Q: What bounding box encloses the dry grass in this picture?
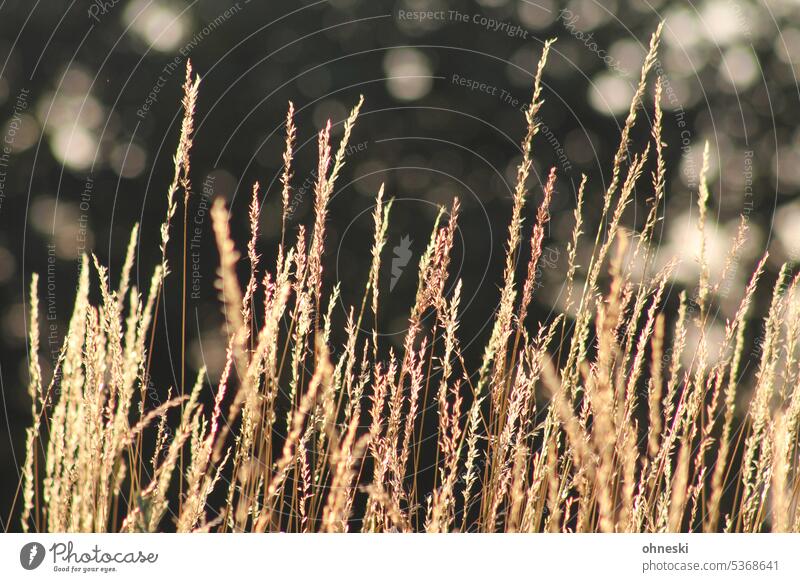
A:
[13,28,800,532]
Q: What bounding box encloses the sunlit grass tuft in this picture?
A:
[15,29,800,533]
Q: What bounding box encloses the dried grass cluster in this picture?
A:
[14,27,800,532]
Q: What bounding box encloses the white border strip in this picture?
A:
[2,533,799,581]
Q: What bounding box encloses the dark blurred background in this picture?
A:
[1,0,798,525]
